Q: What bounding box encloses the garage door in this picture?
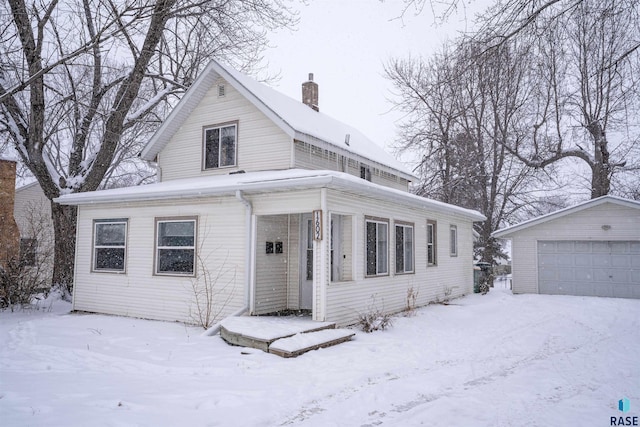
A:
[537,241,640,298]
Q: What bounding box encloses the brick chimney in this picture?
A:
[0,159,20,270]
[302,73,319,112]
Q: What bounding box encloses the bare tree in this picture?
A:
[386,40,547,265]
[497,0,640,198]
[400,0,640,62]
[399,0,640,200]
[0,0,296,293]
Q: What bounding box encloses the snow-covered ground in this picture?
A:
[1,288,638,426]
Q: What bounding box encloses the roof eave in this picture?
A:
[140,61,297,162]
[493,195,640,238]
[55,175,335,206]
[55,172,485,222]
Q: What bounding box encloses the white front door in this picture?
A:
[300,214,313,309]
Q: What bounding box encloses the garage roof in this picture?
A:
[493,195,640,238]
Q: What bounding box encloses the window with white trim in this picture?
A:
[93,219,127,272]
[204,122,237,169]
[155,218,197,275]
[450,224,458,257]
[366,217,388,276]
[427,220,437,266]
[395,223,413,274]
[395,222,414,274]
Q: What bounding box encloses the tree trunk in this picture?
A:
[50,202,77,296]
[591,163,611,199]
[588,121,611,199]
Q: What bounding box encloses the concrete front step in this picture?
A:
[219,316,355,357]
[269,329,355,358]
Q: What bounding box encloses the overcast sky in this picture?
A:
[262,0,488,164]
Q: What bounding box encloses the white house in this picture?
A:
[493,196,640,299]
[57,60,485,326]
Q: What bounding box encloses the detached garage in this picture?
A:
[493,196,640,299]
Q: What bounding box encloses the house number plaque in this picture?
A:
[313,210,323,241]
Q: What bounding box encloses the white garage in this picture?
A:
[493,196,640,299]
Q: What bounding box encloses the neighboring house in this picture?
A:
[57,60,485,326]
[0,158,53,291]
[14,181,55,285]
[493,196,640,299]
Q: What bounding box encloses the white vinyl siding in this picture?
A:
[293,141,409,191]
[71,186,479,327]
[322,190,475,326]
[499,202,640,295]
[158,77,291,181]
[254,215,289,315]
[73,199,246,324]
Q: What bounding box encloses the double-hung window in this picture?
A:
[93,219,128,272]
[365,217,388,276]
[204,122,237,169]
[155,218,197,275]
[395,222,414,274]
[450,225,458,257]
[427,220,437,266]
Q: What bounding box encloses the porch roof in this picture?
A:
[55,169,486,222]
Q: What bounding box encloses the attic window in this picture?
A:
[218,84,225,97]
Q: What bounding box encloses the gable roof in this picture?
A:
[140,60,416,181]
[55,169,485,222]
[493,195,640,238]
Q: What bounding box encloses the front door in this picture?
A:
[300,214,313,309]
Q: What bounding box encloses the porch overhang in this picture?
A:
[55,169,485,223]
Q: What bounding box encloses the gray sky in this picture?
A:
[263,0,486,162]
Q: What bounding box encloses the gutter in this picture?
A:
[203,190,253,336]
[54,171,484,222]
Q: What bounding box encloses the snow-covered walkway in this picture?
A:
[1,288,638,426]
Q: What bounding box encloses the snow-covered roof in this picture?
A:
[140,60,416,181]
[55,169,484,221]
[493,195,640,238]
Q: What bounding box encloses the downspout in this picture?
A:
[203,190,253,336]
